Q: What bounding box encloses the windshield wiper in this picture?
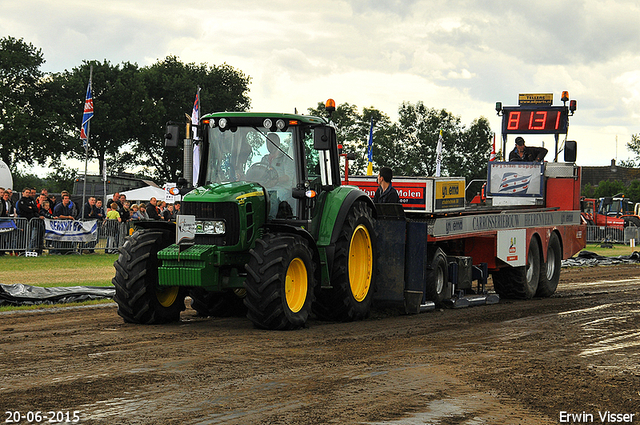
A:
[253,127,292,160]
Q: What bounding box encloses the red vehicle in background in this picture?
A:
[581,195,640,228]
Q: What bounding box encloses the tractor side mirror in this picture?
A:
[314,126,335,150]
[564,140,577,162]
[165,124,180,148]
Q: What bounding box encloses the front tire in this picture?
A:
[536,233,561,297]
[492,236,541,299]
[113,228,187,324]
[244,233,316,330]
[314,201,376,322]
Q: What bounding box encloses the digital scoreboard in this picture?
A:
[501,106,569,135]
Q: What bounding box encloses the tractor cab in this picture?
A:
[194,113,340,224]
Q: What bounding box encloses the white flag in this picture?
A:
[191,87,200,140]
[193,144,200,185]
[192,87,201,185]
[435,129,443,177]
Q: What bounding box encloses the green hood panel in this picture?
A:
[183,181,265,203]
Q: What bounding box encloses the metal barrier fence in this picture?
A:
[3,220,637,255]
[585,225,640,245]
[0,217,133,256]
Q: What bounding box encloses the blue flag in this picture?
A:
[80,81,94,142]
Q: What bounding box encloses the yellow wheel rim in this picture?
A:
[285,257,308,313]
[348,224,373,302]
[157,286,179,308]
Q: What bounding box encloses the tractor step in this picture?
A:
[443,293,500,309]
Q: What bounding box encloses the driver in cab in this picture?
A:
[261,133,295,218]
[262,133,293,186]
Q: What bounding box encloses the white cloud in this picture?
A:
[1,0,640,171]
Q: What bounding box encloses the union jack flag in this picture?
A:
[498,172,531,194]
[80,81,93,142]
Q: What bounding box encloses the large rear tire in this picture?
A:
[190,288,247,317]
[314,201,376,322]
[244,233,316,330]
[624,216,640,227]
[536,233,561,297]
[492,236,541,299]
[424,248,450,305]
[113,228,187,324]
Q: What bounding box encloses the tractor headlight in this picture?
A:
[196,220,226,235]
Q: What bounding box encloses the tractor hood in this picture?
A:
[183,181,265,204]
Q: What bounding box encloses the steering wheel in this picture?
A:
[245,163,279,187]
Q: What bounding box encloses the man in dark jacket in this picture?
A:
[54,194,77,220]
[17,188,39,252]
[83,196,99,220]
[147,197,161,220]
[508,137,548,162]
[17,188,38,220]
[0,190,15,217]
[373,167,400,204]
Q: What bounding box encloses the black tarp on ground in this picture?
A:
[562,250,640,267]
[0,251,636,307]
[0,284,115,306]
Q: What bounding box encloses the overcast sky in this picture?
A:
[3,0,640,173]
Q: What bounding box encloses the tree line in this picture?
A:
[2,36,497,190]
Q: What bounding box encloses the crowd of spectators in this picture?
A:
[0,187,181,255]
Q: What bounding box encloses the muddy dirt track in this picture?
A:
[1,264,640,425]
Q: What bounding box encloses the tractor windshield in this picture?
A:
[205,126,295,188]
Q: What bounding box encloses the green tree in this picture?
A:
[593,180,626,198]
[137,56,251,181]
[46,60,152,178]
[626,180,640,203]
[11,166,75,194]
[393,103,492,182]
[307,102,393,175]
[581,182,595,198]
[620,133,640,167]
[0,36,48,168]
[447,117,492,180]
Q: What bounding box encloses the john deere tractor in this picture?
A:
[112,102,377,330]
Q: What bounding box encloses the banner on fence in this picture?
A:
[44,219,98,242]
[0,220,16,233]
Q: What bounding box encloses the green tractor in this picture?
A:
[112,102,377,329]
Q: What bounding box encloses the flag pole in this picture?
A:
[435,129,443,177]
[81,64,93,222]
[191,86,201,187]
[102,157,107,208]
[366,117,374,176]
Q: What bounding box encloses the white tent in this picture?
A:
[107,186,165,204]
[0,159,12,190]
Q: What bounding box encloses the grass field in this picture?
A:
[0,244,637,312]
[0,253,118,287]
[0,244,636,289]
[581,243,637,258]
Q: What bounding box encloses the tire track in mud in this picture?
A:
[0,268,639,424]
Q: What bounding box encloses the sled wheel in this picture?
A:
[244,233,315,330]
[189,288,247,317]
[536,233,561,297]
[492,236,541,299]
[425,248,450,305]
[113,228,187,324]
[314,201,376,321]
